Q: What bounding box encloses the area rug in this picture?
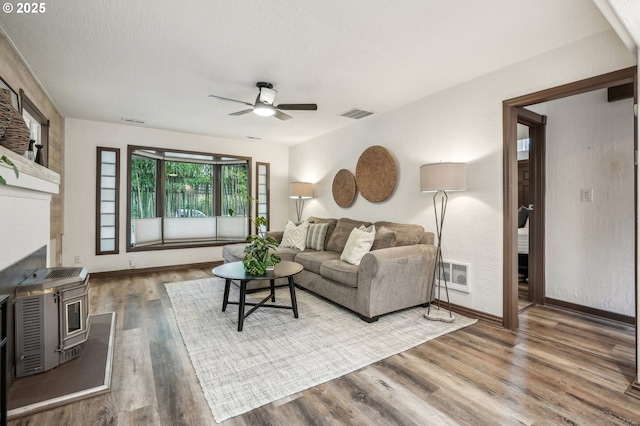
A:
[165,278,476,422]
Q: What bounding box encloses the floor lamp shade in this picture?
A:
[420,163,467,192]
[289,182,314,199]
[289,182,313,223]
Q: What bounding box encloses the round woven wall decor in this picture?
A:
[332,169,357,208]
[355,145,397,202]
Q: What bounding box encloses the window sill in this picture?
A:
[127,239,247,252]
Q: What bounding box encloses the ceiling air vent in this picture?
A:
[339,108,375,120]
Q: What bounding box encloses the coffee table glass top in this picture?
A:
[212,260,303,281]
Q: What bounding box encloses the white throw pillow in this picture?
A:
[340,225,376,265]
[281,220,309,250]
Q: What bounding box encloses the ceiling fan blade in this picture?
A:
[274,110,293,121]
[230,109,253,116]
[208,94,253,107]
[275,103,317,111]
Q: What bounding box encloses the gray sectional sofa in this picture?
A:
[222,217,437,322]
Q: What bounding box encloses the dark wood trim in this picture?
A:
[504,67,637,106]
[517,109,546,305]
[95,147,120,255]
[545,298,635,325]
[447,302,502,327]
[19,89,49,168]
[90,260,222,279]
[502,66,637,331]
[503,103,519,329]
[608,83,634,102]
[256,162,270,235]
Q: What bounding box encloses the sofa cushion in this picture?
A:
[275,246,303,262]
[307,217,338,249]
[340,226,375,265]
[326,218,372,253]
[371,226,397,250]
[320,260,359,288]
[374,221,424,246]
[281,220,309,250]
[306,222,329,251]
[295,251,341,275]
[222,243,248,263]
[222,243,300,263]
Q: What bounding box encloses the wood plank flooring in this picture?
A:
[9,267,639,425]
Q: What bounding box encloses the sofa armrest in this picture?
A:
[267,230,284,243]
[355,244,437,318]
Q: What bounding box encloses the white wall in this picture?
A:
[63,119,289,273]
[290,29,635,317]
[0,179,55,269]
[541,90,634,315]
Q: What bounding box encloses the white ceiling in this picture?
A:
[0,0,614,146]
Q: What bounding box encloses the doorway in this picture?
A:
[516,109,546,311]
[502,66,637,330]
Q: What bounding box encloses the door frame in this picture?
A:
[503,66,637,330]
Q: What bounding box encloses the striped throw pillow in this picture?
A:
[306,222,329,251]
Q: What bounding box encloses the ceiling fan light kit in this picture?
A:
[253,103,276,117]
[209,82,317,121]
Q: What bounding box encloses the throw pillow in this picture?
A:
[281,220,309,250]
[371,226,397,250]
[306,222,329,251]
[340,225,376,265]
[307,217,338,249]
[518,205,529,228]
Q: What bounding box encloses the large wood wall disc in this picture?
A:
[332,169,357,208]
[355,145,396,202]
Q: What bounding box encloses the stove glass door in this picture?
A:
[66,299,83,334]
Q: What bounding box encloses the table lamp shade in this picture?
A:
[420,162,466,192]
[289,182,314,199]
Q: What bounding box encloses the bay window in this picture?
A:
[126,146,251,251]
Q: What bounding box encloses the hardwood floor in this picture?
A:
[9,267,639,425]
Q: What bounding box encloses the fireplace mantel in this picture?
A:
[0,145,59,194]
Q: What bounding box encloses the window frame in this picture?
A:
[126,145,252,252]
[255,162,270,235]
[20,89,49,167]
[96,147,120,255]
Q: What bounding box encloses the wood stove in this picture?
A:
[14,267,90,377]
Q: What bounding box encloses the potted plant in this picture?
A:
[243,215,281,275]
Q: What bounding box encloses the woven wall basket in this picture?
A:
[332,169,357,208]
[355,145,397,202]
[0,89,29,155]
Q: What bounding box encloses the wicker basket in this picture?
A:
[0,89,13,139]
[0,104,30,155]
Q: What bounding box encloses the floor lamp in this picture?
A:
[289,182,314,223]
[420,162,466,323]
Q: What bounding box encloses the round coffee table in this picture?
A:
[212,261,303,331]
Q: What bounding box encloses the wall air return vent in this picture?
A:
[339,108,375,120]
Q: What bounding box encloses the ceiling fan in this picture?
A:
[208,82,317,121]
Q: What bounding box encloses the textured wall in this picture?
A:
[289,30,635,317]
[63,119,289,273]
[543,90,634,315]
[0,31,65,266]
